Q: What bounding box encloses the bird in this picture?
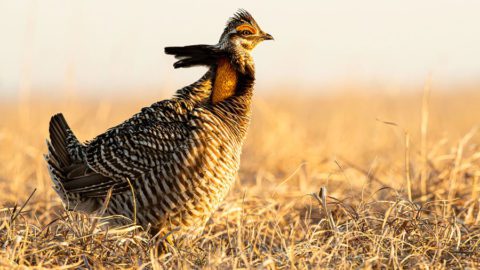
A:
[45,9,273,238]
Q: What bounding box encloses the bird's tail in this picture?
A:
[165,44,225,68]
[46,114,95,211]
[48,113,75,167]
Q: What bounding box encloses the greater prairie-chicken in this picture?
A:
[46,9,272,236]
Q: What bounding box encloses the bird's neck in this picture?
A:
[209,58,254,141]
[211,58,238,104]
[211,57,255,104]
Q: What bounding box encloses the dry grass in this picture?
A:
[1,87,480,269]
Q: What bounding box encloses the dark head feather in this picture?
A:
[228,9,257,26]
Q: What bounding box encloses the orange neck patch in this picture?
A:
[211,59,238,104]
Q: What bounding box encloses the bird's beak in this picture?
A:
[262,33,274,41]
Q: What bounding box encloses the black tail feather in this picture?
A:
[49,113,73,168]
[164,45,224,68]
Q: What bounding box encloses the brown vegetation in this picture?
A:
[1,88,480,269]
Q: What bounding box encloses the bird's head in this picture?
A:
[217,9,273,75]
[165,9,272,74]
[219,9,273,52]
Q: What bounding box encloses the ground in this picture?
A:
[1,87,480,269]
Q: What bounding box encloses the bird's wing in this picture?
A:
[62,100,199,197]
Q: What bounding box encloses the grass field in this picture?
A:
[1,87,480,269]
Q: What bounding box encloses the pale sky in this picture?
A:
[1,0,480,98]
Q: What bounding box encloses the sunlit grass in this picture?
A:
[1,88,480,268]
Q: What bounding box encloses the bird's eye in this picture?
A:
[240,30,253,36]
[236,25,256,36]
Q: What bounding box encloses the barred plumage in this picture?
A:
[45,9,273,237]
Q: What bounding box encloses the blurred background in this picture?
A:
[1,0,480,99]
[0,0,479,203]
